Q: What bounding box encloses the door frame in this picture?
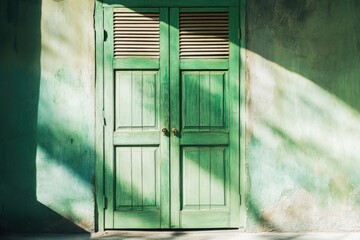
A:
[94,0,246,232]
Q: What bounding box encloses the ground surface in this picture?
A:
[2,231,360,240]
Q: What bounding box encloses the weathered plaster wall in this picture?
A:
[1,0,360,234]
[0,0,95,233]
[246,0,360,231]
[36,0,95,232]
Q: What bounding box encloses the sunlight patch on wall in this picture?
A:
[246,50,360,231]
[36,0,95,232]
[36,145,93,230]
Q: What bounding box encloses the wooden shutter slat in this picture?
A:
[114,24,159,27]
[180,41,228,44]
[115,41,159,45]
[180,17,228,20]
[114,20,159,24]
[115,28,159,31]
[181,45,229,48]
[180,30,229,34]
[117,52,159,56]
[180,52,228,56]
[114,13,159,16]
[115,46,159,52]
[114,35,159,39]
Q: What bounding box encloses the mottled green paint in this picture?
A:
[246,0,360,232]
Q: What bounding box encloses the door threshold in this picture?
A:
[92,229,242,239]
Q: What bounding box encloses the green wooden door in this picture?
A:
[103,6,240,229]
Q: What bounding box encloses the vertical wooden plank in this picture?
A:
[103,6,114,229]
[142,147,156,206]
[131,72,143,127]
[95,0,104,231]
[142,72,156,127]
[159,7,170,228]
[199,148,211,210]
[131,147,143,207]
[210,72,224,127]
[229,6,240,227]
[169,7,180,228]
[117,147,132,206]
[183,149,200,208]
[199,72,210,128]
[117,71,132,128]
[183,72,200,127]
[210,148,225,206]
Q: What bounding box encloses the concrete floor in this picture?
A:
[2,231,360,240]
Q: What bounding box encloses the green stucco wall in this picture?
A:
[0,0,95,233]
[246,0,360,231]
[1,0,360,233]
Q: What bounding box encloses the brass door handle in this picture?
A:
[171,128,179,136]
[162,128,169,136]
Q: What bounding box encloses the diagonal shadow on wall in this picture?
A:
[0,0,89,234]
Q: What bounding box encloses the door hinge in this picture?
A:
[104,30,108,42]
[103,195,107,209]
[238,28,241,40]
[102,109,107,126]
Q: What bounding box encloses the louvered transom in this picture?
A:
[180,12,229,59]
[114,12,160,58]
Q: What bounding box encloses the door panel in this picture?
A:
[115,71,159,129]
[182,147,228,210]
[180,147,230,228]
[182,71,226,130]
[113,146,161,228]
[115,147,159,210]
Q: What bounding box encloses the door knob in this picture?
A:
[171,128,179,136]
[161,128,169,136]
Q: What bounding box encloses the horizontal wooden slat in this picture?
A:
[181,49,228,52]
[115,45,159,48]
[180,52,228,56]
[180,59,229,69]
[114,21,159,24]
[116,27,159,30]
[114,30,159,34]
[114,24,159,27]
[180,34,229,38]
[114,11,160,58]
[180,12,228,15]
[180,211,230,228]
[114,35,159,38]
[117,52,159,56]
[180,132,229,145]
[113,58,160,69]
[114,13,159,16]
[115,49,160,52]
[180,22,228,25]
[181,44,228,47]
[114,42,159,46]
[180,56,228,59]
[180,31,229,35]
[113,131,160,145]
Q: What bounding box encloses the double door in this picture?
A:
[103,6,240,229]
